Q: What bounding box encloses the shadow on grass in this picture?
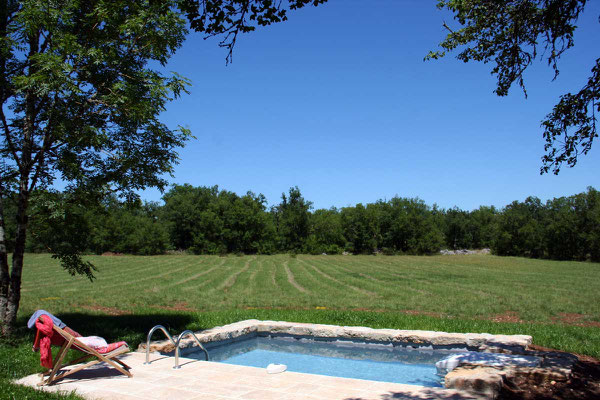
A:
[14,312,197,349]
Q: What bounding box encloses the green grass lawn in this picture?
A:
[2,253,600,399]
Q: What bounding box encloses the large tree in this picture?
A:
[0,0,192,334]
[428,0,598,174]
[273,186,312,252]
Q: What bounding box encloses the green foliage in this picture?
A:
[469,206,498,249]
[340,203,379,254]
[544,187,600,261]
[273,187,312,252]
[490,189,600,261]
[162,184,275,255]
[438,206,498,251]
[305,208,344,254]
[542,60,600,174]
[578,188,600,262]
[544,196,582,260]
[161,184,215,250]
[24,191,98,279]
[377,197,444,255]
[26,191,90,253]
[22,193,171,257]
[429,0,598,174]
[88,197,171,255]
[2,0,192,193]
[17,186,600,262]
[443,207,472,250]
[494,197,546,258]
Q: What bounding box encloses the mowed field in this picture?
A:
[16,253,600,357]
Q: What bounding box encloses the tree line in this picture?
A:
[2,185,598,262]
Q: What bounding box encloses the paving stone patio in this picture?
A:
[16,351,482,400]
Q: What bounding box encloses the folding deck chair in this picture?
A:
[35,316,132,386]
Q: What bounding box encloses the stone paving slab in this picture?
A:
[16,351,483,400]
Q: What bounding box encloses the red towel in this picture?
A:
[34,315,56,369]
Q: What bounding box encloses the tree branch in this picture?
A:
[0,107,21,170]
[29,97,58,192]
[442,21,454,34]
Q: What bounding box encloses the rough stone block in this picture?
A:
[445,366,504,399]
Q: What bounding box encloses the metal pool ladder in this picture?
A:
[144,325,209,369]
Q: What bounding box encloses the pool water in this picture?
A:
[189,335,462,387]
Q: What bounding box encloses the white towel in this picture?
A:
[77,336,108,349]
[436,352,540,374]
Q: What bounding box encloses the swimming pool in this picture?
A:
[187,334,465,387]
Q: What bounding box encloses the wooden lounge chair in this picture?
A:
[36,318,132,386]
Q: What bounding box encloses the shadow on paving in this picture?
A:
[346,391,473,400]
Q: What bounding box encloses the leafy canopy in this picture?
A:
[427,0,598,174]
[179,0,328,64]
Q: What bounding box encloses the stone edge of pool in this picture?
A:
[138,319,534,354]
[138,319,577,398]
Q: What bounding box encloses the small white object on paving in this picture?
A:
[16,351,483,400]
[266,363,287,374]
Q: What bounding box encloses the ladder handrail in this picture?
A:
[144,325,177,365]
[174,329,209,369]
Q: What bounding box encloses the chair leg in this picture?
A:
[98,355,132,378]
[57,358,103,380]
[113,358,132,370]
[39,338,74,386]
[39,343,67,385]
[57,352,132,380]
[81,346,132,378]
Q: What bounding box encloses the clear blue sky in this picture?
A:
[141,0,600,211]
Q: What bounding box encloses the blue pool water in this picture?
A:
[188,335,461,387]
[222,348,441,386]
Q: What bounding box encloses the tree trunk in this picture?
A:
[0,186,10,333]
[2,182,28,335]
[1,28,38,335]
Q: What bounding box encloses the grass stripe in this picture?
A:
[283,260,309,294]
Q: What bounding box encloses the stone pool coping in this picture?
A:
[139,319,533,355]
